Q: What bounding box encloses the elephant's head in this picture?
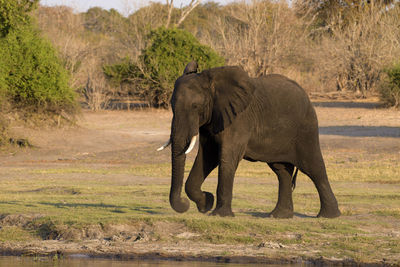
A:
[158,61,255,213]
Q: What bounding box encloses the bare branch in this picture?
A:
[166,0,173,28]
[176,0,200,27]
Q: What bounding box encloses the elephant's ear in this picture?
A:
[183,61,198,75]
[207,66,255,134]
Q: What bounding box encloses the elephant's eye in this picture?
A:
[192,103,199,110]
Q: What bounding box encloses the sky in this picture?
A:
[39,0,231,15]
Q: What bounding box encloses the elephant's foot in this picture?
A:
[268,207,294,219]
[210,207,234,217]
[317,206,341,218]
[196,192,214,213]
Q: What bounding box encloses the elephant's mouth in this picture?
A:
[157,135,198,155]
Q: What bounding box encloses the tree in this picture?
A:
[0,0,76,116]
[294,0,400,95]
[294,0,396,31]
[165,0,201,28]
[104,27,225,107]
[83,7,128,34]
[0,0,38,37]
[379,62,400,108]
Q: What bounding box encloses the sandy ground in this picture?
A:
[3,100,399,168]
[0,99,400,265]
[3,100,400,163]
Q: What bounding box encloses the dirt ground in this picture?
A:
[0,98,399,265]
[3,99,399,164]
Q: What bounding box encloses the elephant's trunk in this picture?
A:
[170,140,190,213]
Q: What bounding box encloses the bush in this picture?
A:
[104,27,225,107]
[379,63,400,108]
[0,107,7,145]
[0,24,76,115]
[0,0,38,37]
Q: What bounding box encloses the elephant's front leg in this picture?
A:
[211,146,245,217]
[268,162,295,218]
[185,135,218,213]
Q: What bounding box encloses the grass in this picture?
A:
[0,155,399,264]
[0,226,36,242]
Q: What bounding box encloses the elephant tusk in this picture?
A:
[157,139,171,151]
[185,135,198,154]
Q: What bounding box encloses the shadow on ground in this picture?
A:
[38,202,164,214]
[319,126,400,138]
[312,101,382,109]
[39,202,126,209]
[245,211,315,218]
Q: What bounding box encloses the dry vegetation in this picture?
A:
[34,0,400,109]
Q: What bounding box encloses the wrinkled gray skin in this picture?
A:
[165,62,341,218]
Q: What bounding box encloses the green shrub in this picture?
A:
[103,58,153,106]
[0,0,76,146]
[379,63,400,108]
[103,57,143,86]
[142,27,224,107]
[104,27,225,107]
[0,0,38,37]
[0,90,8,145]
[0,109,7,145]
[0,24,76,114]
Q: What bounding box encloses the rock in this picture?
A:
[257,241,286,249]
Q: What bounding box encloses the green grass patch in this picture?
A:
[0,155,399,264]
[0,226,36,242]
[371,209,400,218]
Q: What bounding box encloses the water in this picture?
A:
[0,256,295,267]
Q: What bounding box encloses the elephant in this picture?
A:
[158,62,341,218]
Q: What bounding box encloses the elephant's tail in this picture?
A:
[291,167,299,191]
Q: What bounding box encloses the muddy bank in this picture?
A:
[0,214,397,266]
[0,242,391,267]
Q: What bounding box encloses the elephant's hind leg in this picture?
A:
[268,162,295,218]
[299,150,341,218]
[185,135,218,213]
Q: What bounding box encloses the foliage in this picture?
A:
[0,114,7,146]
[102,58,146,103]
[0,52,7,143]
[142,27,225,106]
[379,63,400,108]
[0,0,77,134]
[103,58,142,86]
[0,24,76,114]
[0,0,76,143]
[84,7,128,34]
[34,1,400,105]
[0,0,38,37]
[104,27,225,107]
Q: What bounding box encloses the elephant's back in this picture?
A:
[258,74,308,100]
[252,74,312,118]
